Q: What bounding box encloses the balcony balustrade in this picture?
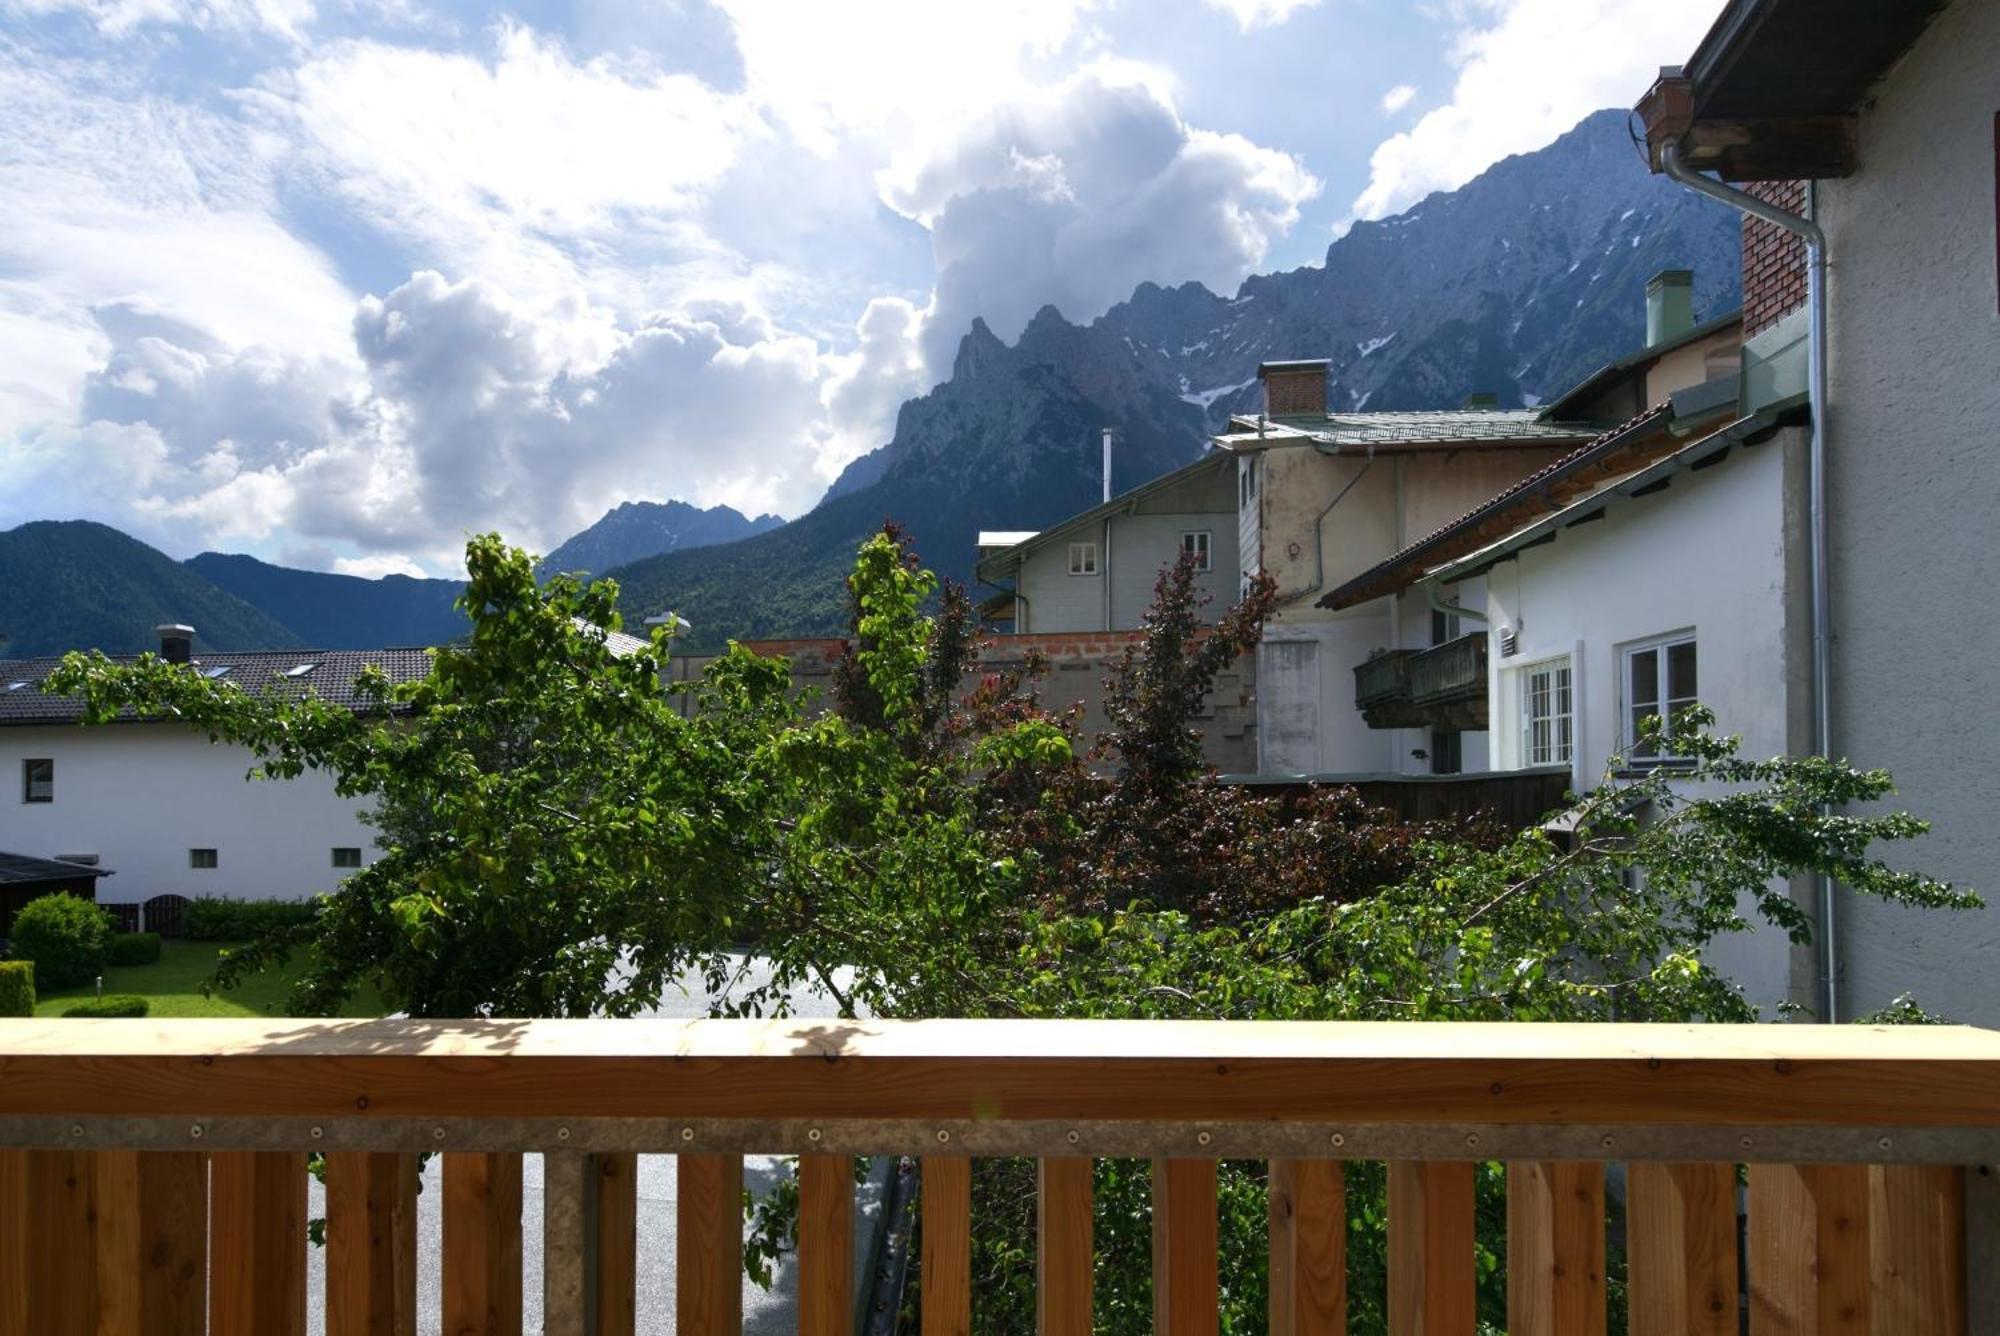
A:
[0,1017,1992,1334]
[1353,649,1425,729]
[1355,635,1490,732]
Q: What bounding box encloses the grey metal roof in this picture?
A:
[0,851,113,885]
[0,648,434,727]
[1219,409,1600,453]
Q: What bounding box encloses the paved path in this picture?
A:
[302,952,887,1334]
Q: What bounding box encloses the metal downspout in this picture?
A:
[1277,449,1376,608]
[1661,145,1837,1022]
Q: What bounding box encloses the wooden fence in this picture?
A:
[0,1017,1993,1333]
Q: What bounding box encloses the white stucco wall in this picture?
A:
[0,725,379,906]
[1813,0,2000,1024]
[1477,437,1794,1010]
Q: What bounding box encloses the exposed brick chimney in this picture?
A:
[1646,269,1695,348]
[156,624,194,664]
[1258,359,1329,418]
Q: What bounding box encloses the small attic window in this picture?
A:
[285,663,318,678]
[6,681,29,692]
[201,664,234,680]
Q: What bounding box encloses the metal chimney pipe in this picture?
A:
[1101,427,1113,504]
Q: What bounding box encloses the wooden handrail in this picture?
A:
[0,1019,1989,1335]
[3,1019,2000,1126]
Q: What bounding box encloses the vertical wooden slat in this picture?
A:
[443,1152,524,1336]
[4,1149,99,1336]
[1270,1159,1345,1336]
[592,1153,638,1336]
[676,1154,743,1336]
[1749,1163,1870,1336]
[0,1150,24,1336]
[1036,1157,1093,1336]
[543,1150,589,1336]
[210,1151,307,1336]
[921,1157,971,1336]
[1506,1161,1605,1336]
[1870,1165,1966,1336]
[1387,1161,1475,1336]
[326,1152,419,1336]
[1628,1162,1738,1336]
[1152,1158,1219,1335]
[95,1150,206,1336]
[798,1154,853,1336]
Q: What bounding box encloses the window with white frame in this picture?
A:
[1067,542,1099,576]
[1623,633,1698,761]
[1522,658,1573,767]
[1240,456,1259,505]
[1180,530,1212,572]
[332,847,363,869]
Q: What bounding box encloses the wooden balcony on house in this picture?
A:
[1407,633,1490,730]
[1352,649,1424,728]
[0,1017,1993,1335]
[1355,634,1490,731]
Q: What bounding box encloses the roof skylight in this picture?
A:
[201,665,234,679]
[285,663,318,678]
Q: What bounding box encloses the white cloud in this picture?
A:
[1380,83,1416,114]
[1204,0,1318,30]
[1349,0,1712,220]
[881,68,1318,371]
[1,0,316,40]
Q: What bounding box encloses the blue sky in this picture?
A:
[0,0,1719,575]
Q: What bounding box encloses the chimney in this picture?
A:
[156,624,194,665]
[1258,359,1330,418]
[1462,392,1499,410]
[1646,269,1695,348]
[1101,427,1113,504]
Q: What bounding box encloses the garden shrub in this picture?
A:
[11,893,112,990]
[107,931,163,967]
[185,897,318,942]
[63,994,149,1018]
[0,961,34,1016]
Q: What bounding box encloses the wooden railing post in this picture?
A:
[1748,1163,1870,1335]
[1269,1158,1344,1336]
[921,1157,972,1336]
[798,1154,853,1336]
[1870,1165,1966,1335]
[443,1152,524,1336]
[1037,1157,1092,1336]
[326,1152,418,1336]
[94,1150,206,1336]
[1506,1161,1605,1336]
[0,1149,99,1336]
[592,1153,638,1336]
[675,1154,743,1336]
[1152,1158,1219,1334]
[1388,1160,1475,1336]
[1627,1162,1738,1336]
[210,1151,307,1336]
[0,1150,22,1336]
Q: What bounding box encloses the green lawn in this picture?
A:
[33,940,384,1018]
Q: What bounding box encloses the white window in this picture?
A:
[22,758,52,803]
[1623,633,1698,761]
[332,847,362,869]
[1522,658,1573,767]
[1067,542,1099,576]
[1240,456,1259,504]
[1180,531,1212,572]
[189,848,218,870]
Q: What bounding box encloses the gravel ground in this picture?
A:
[301,951,889,1334]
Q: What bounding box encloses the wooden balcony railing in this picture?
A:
[1406,634,1489,731]
[1352,651,1425,729]
[2,1018,1995,1334]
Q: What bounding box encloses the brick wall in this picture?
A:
[1261,368,1326,417]
[1742,180,1809,336]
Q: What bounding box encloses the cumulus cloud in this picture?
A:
[1204,0,1318,30]
[1349,0,1712,221]
[882,69,1317,371]
[1380,83,1416,115]
[2,0,315,40]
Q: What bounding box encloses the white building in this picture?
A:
[0,627,430,921]
[1639,0,2000,1023]
[972,452,1241,633]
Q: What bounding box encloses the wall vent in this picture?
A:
[1499,626,1520,658]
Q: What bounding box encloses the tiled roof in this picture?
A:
[0,851,114,885]
[1319,403,1679,609]
[0,648,434,727]
[1220,408,1601,452]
